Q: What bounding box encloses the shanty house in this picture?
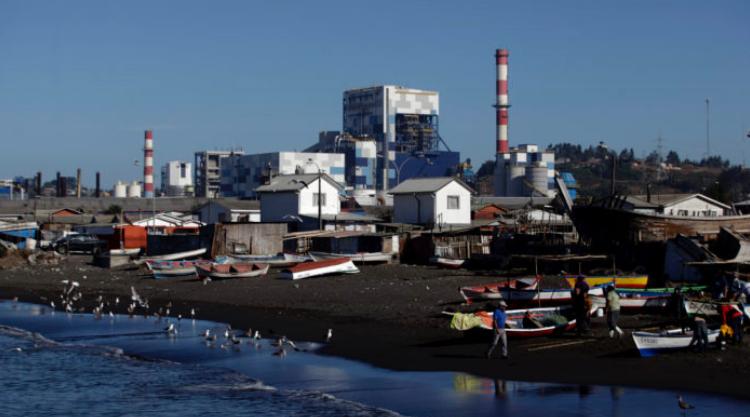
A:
[389,177,473,226]
[623,194,730,217]
[195,199,260,224]
[256,174,343,223]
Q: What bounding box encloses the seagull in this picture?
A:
[109,311,114,318]
[224,328,231,339]
[203,329,211,338]
[245,328,253,337]
[202,277,211,286]
[253,330,261,340]
[165,323,177,335]
[65,304,73,313]
[190,308,196,319]
[50,301,55,309]
[284,338,298,351]
[677,395,695,415]
[12,296,18,303]
[326,328,333,343]
[130,286,143,305]
[115,297,120,305]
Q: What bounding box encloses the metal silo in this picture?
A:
[507,165,526,196]
[114,181,127,198]
[525,163,549,196]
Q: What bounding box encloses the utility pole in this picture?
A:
[705,98,711,158]
[317,167,322,231]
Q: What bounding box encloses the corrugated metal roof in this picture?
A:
[255,174,343,193]
[472,196,553,210]
[389,177,473,194]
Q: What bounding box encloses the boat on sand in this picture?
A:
[459,278,540,304]
[280,258,359,280]
[196,262,269,280]
[632,328,720,357]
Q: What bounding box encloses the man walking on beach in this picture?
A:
[486,301,508,359]
[605,286,623,338]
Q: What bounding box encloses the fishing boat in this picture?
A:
[226,253,309,267]
[632,328,720,357]
[280,257,359,280]
[146,259,211,279]
[430,257,466,269]
[195,262,269,280]
[683,299,742,317]
[309,251,393,264]
[563,275,649,289]
[590,290,673,312]
[447,305,598,338]
[134,248,207,265]
[459,278,540,304]
[617,285,706,294]
[473,285,605,307]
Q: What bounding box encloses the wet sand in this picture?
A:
[1,255,749,399]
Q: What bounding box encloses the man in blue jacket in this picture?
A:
[486,301,508,359]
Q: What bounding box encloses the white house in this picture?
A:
[623,193,730,217]
[389,177,474,226]
[195,199,261,224]
[256,174,343,223]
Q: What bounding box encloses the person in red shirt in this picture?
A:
[720,303,744,344]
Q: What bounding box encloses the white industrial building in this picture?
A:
[161,161,193,197]
[389,177,473,226]
[220,152,345,198]
[195,200,261,224]
[256,174,343,223]
[494,144,555,197]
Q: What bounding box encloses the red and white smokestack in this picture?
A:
[144,129,154,198]
[495,48,510,154]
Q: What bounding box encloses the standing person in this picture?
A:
[720,303,744,344]
[688,315,709,352]
[670,287,687,331]
[605,286,624,338]
[486,301,508,359]
[572,275,590,336]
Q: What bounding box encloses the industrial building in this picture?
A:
[341,85,460,191]
[219,151,345,198]
[306,131,379,192]
[194,150,244,198]
[161,161,193,197]
[491,49,556,197]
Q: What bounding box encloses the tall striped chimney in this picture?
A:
[495,49,510,154]
[144,129,154,198]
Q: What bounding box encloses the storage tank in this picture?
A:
[525,163,549,197]
[113,181,127,198]
[507,165,526,196]
[127,181,142,198]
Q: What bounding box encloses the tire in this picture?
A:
[57,245,68,255]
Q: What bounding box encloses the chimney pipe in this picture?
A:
[56,172,61,197]
[495,48,510,154]
[76,168,82,198]
[144,130,154,198]
[95,172,101,198]
[35,172,42,195]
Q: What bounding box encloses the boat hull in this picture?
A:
[430,257,466,269]
[632,328,719,357]
[309,251,392,264]
[459,278,540,304]
[280,258,360,280]
[196,263,269,280]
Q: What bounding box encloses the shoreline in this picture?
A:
[1,255,749,400]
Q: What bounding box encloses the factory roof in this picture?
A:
[388,177,473,195]
[255,174,343,193]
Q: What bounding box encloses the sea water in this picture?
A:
[0,300,748,417]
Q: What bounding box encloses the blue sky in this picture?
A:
[1,0,748,187]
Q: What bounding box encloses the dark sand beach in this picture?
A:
[1,254,749,399]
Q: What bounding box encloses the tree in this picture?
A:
[476,160,495,177]
[665,150,680,165]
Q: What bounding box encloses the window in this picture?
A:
[180,163,187,178]
[313,193,326,207]
[447,195,460,210]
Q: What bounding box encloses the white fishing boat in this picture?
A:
[229,252,309,267]
[196,262,269,280]
[146,260,211,279]
[589,290,673,312]
[430,256,466,269]
[477,285,605,307]
[309,251,392,264]
[134,248,207,265]
[632,328,720,357]
[280,257,360,280]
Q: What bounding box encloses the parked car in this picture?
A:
[53,234,107,255]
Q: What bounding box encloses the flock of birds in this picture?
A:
[40,281,333,358]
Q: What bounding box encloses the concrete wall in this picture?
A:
[393,194,435,225]
[434,182,472,225]
[0,196,213,215]
[298,179,340,217]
